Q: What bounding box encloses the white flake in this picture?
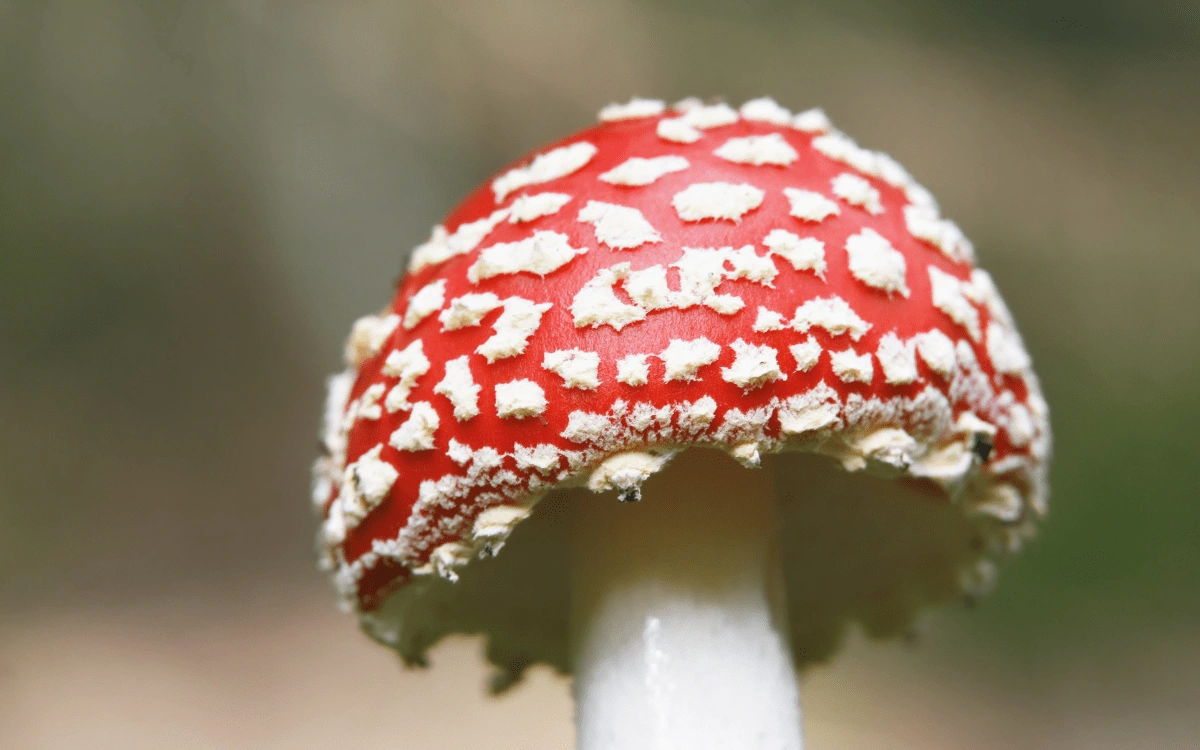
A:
[403,279,446,330]
[339,445,398,525]
[657,117,702,144]
[845,228,909,297]
[624,265,674,310]
[762,229,826,278]
[561,411,612,445]
[830,348,874,384]
[542,349,601,390]
[672,247,745,313]
[789,337,822,372]
[599,98,666,121]
[740,97,792,125]
[724,245,778,285]
[783,188,840,223]
[508,192,572,223]
[495,380,547,419]
[447,438,474,466]
[381,340,431,413]
[389,402,440,452]
[876,333,919,385]
[616,354,650,386]
[1005,403,1035,448]
[678,102,739,129]
[832,173,884,214]
[811,132,880,175]
[987,321,1031,375]
[476,297,553,362]
[467,230,587,282]
[345,313,400,367]
[408,210,508,273]
[721,340,786,391]
[439,292,503,331]
[672,182,764,222]
[904,205,974,264]
[572,263,647,331]
[791,108,832,133]
[928,266,982,340]
[513,443,563,474]
[679,396,718,431]
[492,141,597,203]
[791,295,872,340]
[599,156,689,186]
[433,356,480,421]
[659,337,722,382]
[577,200,662,249]
[753,306,787,332]
[357,383,386,420]
[914,329,957,379]
[714,133,798,166]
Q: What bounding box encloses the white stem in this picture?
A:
[571,449,804,750]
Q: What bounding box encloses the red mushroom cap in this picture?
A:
[314,97,1050,675]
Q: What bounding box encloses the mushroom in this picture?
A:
[314,97,1051,748]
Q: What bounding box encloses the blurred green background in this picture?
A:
[2,1,1197,747]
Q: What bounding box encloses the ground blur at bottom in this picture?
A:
[3,580,1198,749]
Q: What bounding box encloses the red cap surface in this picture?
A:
[313,98,1050,670]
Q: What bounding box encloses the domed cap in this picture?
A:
[312,96,1050,681]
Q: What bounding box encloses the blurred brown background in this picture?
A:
[2,1,1198,747]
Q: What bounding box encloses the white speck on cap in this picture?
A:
[678,102,739,129]
[672,182,764,223]
[914,329,957,379]
[722,339,787,391]
[986,321,1032,375]
[467,231,587,283]
[345,313,400,367]
[876,332,919,385]
[403,279,446,330]
[616,354,651,386]
[512,443,563,474]
[389,402,440,452]
[475,297,553,363]
[832,173,884,215]
[763,229,827,278]
[714,133,799,166]
[791,108,833,134]
[599,155,689,187]
[783,188,840,223]
[492,141,597,203]
[928,266,982,340]
[542,349,602,390]
[1005,403,1035,448]
[678,396,718,431]
[339,444,398,525]
[433,355,481,421]
[791,295,872,340]
[789,337,822,372]
[381,340,431,413]
[659,337,722,382]
[408,210,509,273]
[508,192,572,223]
[357,383,386,421]
[439,292,503,331]
[623,264,673,310]
[811,132,880,175]
[447,438,474,466]
[739,97,792,125]
[753,306,787,332]
[830,348,874,384]
[904,205,975,264]
[598,98,666,121]
[577,200,662,249]
[656,117,702,144]
[494,379,547,419]
[561,410,614,445]
[845,228,910,297]
[671,247,745,313]
[724,245,778,286]
[572,263,647,331]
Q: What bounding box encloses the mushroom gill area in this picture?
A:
[362,448,989,692]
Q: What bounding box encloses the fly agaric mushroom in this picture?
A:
[313,96,1050,748]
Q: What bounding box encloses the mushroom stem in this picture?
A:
[571,449,804,750]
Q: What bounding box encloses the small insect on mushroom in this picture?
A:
[312,96,1051,750]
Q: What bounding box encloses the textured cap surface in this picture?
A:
[313,97,1050,678]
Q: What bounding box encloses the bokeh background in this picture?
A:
[3,0,1198,747]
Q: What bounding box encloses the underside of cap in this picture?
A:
[359,445,1018,691]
